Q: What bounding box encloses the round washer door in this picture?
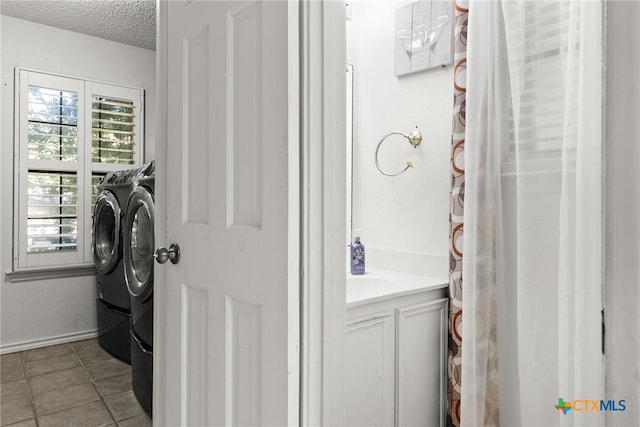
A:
[124,186,155,301]
[92,190,122,274]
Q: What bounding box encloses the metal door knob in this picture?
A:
[154,243,181,264]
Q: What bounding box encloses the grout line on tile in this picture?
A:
[33,395,106,422]
[4,340,134,427]
[19,350,40,427]
[71,341,120,426]
[23,349,40,427]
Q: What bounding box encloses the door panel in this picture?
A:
[183,284,208,426]
[183,23,210,226]
[227,2,263,229]
[161,1,294,425]
[226,296,263,426]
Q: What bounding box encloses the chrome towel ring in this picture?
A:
[374,130,423,176]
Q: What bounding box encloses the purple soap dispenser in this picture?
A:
[350,236,365,275]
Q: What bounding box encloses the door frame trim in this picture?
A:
[298,1,346,425]
[154,0,170,424]
[287,0,301,425]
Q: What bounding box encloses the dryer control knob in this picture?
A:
[154,243,180,265]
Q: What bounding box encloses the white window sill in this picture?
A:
[6,264,96,282]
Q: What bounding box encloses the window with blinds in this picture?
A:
[15,70,143,270]
[92,96,136,164]
[27,87,78,162]
[501,2,578,173]
[25,86,79,254]
[27,172,78,253]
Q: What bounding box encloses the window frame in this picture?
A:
[13,68,144,274]
[499,1,578,176]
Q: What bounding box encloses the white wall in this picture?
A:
[0,16,156,351]
[348,1,452,278]
[605,2,640,425]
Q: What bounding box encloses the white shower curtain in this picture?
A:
[461,1,603,426]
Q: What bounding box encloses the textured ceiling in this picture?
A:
[1,0,156,50]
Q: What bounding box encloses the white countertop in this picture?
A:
[346,269,448,308]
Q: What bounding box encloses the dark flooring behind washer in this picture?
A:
[0,338,151,427]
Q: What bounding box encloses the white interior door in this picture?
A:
[156,1,298,425]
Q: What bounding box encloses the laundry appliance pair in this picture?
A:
[92,161,155,415]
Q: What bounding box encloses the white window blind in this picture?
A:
[27,86,79,162]
[501,2,578,173]
[26,171,78,253]
[91,173,107,212]
[92,95,136,164]
[15,70,143,270]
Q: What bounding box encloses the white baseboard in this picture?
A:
[1,329,99,355]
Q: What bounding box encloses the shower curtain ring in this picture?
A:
[374,130,423,176]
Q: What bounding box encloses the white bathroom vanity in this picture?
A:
[345,270,448,426]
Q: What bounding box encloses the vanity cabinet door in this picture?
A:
[345,291,448,427]
[345,311,395,427]
[395,298,448,427]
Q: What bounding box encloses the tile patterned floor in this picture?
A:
[0,339,151,427]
